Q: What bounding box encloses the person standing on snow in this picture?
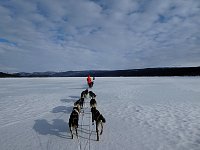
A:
[87,75,94,88]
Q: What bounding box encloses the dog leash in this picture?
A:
[83,127,94,150]
[89,107,91,150]
[77,103,85,150]
[80,105,85,150]
[83,109,94,150]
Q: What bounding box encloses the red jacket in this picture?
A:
[87,75,92,83]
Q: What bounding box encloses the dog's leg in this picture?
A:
[75,127,78,139]
[69,126,73,139]
[100,122,103,135]
[96,122,99,141]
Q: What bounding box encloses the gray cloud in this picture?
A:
[0,0,200,72]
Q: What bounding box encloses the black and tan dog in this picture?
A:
[91,107,106,141]
[89,91,96,99]
[74,98,84,109]
[90,98,97,108]
[69,107,80,139]
[81,89,89,98]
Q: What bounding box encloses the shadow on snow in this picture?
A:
[33,119,71,139]
[33,119,96,140]
[60,98,76,103]
[60,96,80,103]
[51,106,73,114]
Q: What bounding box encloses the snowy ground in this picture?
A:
[0,77,200,150]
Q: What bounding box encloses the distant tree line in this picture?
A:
[1,66,200,78]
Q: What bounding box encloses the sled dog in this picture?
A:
[69,107,80,139]
[90,98,97,108]
[91,107,106,141]
[89,91,96,99]
[81,89,89,98]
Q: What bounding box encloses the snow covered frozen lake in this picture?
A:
[0,77,200,150]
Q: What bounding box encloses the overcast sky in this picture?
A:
[0,0,200,72]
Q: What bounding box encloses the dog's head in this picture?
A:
[90,98,97,105]
[73,106,80,114]
[85,89,88,94]
[89,91,96,98]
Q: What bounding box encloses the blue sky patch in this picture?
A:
[0,38,17,46]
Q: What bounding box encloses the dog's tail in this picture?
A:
[101,115,106,123]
